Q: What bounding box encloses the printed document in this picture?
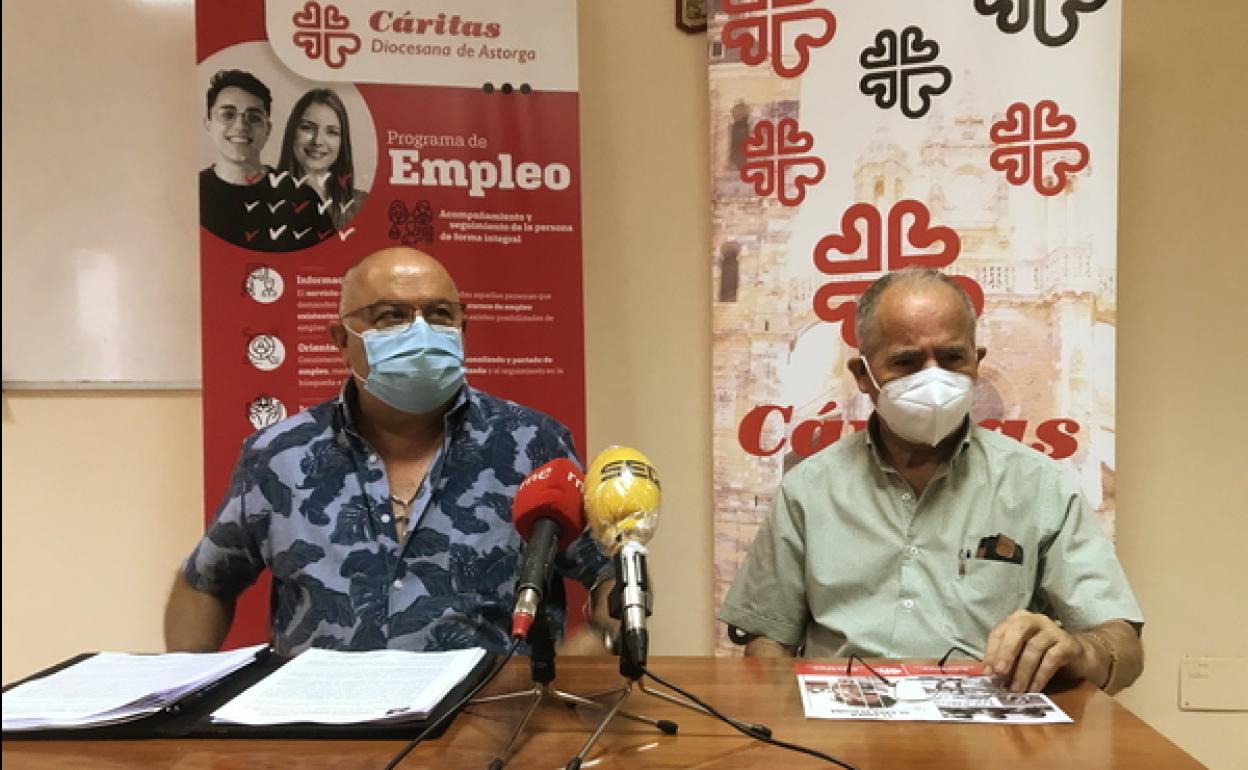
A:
[3,645,266,731]
[211,647,487,725]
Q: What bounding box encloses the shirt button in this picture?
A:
[381,514,392,524]
[392,579,403,589]
[901,492,913,503]
[907,546,918,557]
[902,599,915,610]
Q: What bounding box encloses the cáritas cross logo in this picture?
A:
[810,200,985,348]
[291,1,362,69]
[989,100,1089,197]
[858,27,952,120]
[739,118,825,207]
[720,0,836,79]
[974,0,1108,47]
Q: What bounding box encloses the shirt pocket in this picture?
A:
[944,559,1031,647]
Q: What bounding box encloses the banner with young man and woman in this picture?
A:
[707,1,1122,651]
[196,0,584,646]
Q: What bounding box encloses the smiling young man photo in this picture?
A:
[198,69,334,252]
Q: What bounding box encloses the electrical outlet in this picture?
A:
[1179,657,1248,712]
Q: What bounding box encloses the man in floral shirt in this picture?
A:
[164,247,609,654]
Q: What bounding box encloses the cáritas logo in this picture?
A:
[292,1,362,69]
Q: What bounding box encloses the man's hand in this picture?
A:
[557,577,616,656]
[983,610,1087,693]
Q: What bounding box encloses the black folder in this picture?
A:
[3,648,497,741]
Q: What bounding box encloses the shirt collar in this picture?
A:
[863,413,974,471]
[334,379,473,442]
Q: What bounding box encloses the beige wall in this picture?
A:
[2,2,1244,768]
[1113,3,1248,769]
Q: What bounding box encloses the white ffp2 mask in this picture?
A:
[863,360,973,446]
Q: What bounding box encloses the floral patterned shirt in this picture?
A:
[183,384,609,655]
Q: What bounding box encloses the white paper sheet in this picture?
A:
[2,645,266,731]
[210,647,487,726]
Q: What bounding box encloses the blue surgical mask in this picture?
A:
[348,319,465,414]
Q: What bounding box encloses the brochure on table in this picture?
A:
[796,662,1072,723]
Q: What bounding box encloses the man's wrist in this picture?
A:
[1082,630,1119,691]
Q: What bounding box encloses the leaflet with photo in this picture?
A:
[796,662,1072,723]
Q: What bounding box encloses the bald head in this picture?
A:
[339,247,459,317]
[855,268,976,356]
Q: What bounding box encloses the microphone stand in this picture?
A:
[470,583,675,770]
[564,551,771,770]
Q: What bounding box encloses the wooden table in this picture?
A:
[2,656,1205,769]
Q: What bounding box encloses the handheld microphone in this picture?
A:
[510,458,586,641]
[584,447,661,666]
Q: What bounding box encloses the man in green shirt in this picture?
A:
[719,267,1143,694]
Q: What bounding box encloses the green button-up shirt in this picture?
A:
[719,420,1143,658]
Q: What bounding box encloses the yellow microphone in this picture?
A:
[584,446,661,553]
[584,446,661,667]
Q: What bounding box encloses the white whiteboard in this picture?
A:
[1,0,201,388]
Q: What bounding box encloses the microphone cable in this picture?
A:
[382,637,520,770]
[639,663,861,770]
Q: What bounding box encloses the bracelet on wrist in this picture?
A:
[1085,630,1119,691]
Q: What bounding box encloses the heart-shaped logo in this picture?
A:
[860,29,898,68]
[777,118,814,154]
[323,4,350,30]
[1033,143,1089,195]
[989,102,1030,144]
[989,145,1030,185]
[899,26,939,65]
[1034,99,1077,140]
[814,203,884,274]
[323,32,361,69]
[901,67,952,120]
[291,1,321,28]
[292,30,322,60]
[773,9,837,78]
[888,199,960,266]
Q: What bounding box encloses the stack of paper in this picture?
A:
[2,644,267,731]
[211,647,486,725]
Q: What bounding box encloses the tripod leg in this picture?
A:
[487,686,545,770]
[471,687,542,706]
[551,688,677,733]
[570,685,627,700]
[564,684,633,770]
[549,687,626,710]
